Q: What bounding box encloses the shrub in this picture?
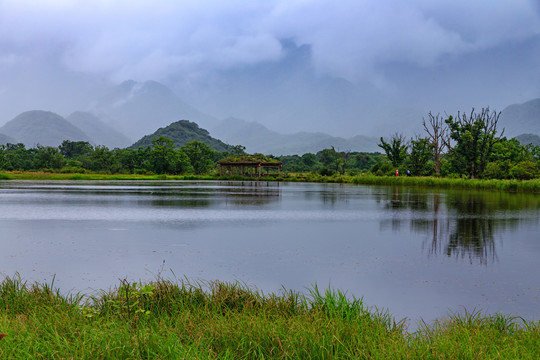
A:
[509,161,539,180]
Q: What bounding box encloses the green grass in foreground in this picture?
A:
[0,276,538,359]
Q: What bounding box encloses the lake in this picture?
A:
[1,180,539,328]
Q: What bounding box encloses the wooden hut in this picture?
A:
[217,155,282,177]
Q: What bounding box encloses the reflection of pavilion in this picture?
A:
[217,155,283,177]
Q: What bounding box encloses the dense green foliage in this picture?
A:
[0,139,233,175]
[277,149,383,175]
[0,276,538,359]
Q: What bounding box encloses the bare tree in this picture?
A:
[423,112,449,175]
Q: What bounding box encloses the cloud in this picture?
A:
[1,0,538,86]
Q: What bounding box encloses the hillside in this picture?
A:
[500,99,540,137]
[0,110,92,147]
[515,133,540,147]
[130,120,231,152]
[210,117,380,155]
[67,111,132,148]
[93,80,218,140]
[0,133,16,145]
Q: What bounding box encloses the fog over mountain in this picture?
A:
[1,1,539,138]
[66,111,132,149]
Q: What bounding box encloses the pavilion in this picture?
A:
[217,154,283,177]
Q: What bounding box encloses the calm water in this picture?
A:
[1,180,539,327]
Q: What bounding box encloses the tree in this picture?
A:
[337,150,351,175]
[318,147,338,173]
[2,143,33,170]
[423,112,449,175]
[407,137,434,176]
[89,145,114,172]
[445,108,504,179]
[59,140,93,159]
[0,145,8,170]
[229,145,246,155]
[181,140,216,174]
[34,145,64,170]
[150,136,177,174]
[378,133,408,167]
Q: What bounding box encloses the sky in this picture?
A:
[1,0,540,136]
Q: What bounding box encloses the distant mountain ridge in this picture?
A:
[500,99,540,137]
[515,133,540,147]
[0,110,91,147]
[130,120,231,152]
[0,133,16,145]
[67,111,132,149]
[210,117,380,155]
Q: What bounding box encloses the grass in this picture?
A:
[2,170,540,192]
[0,275,538,359]
[0,171,216,181]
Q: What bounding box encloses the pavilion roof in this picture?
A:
[217,154,282,166]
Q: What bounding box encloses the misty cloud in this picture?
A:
[1,0,539,135]
[2,0,538,85]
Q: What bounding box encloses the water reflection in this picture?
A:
[0,180,282,210]
[380,187,540,265]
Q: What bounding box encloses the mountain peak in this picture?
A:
[130,119,230,152]
[0,110,91,147]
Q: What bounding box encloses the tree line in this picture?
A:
[1,107,539,180]
[272,108,540,180]
[375,108,540,179]
[0,137,235,175]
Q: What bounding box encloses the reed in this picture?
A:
[0,275,537,359]
[349,174,540,192]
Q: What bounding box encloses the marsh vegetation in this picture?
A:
[0,276,538,359]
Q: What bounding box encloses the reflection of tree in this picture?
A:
[444,193,499,265]
[446,217,497,265]
[383,188,537,265]
[320,186,349,206]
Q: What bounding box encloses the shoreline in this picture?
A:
[2,171,540,193]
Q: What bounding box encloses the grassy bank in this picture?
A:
[2,170,540,192]
[0,171,216,181]
[0,276,538,359]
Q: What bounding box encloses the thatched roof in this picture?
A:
[217,154,282,167]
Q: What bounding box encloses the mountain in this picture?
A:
[500,99,540,137]
[130,120,231,152]
[0,133,16,145]
[175,40,424,138]
[515,133,540,147]
[93,80,218,140]
[66,111,132,148]
[210,117,380,155]
[0,110,92,147]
